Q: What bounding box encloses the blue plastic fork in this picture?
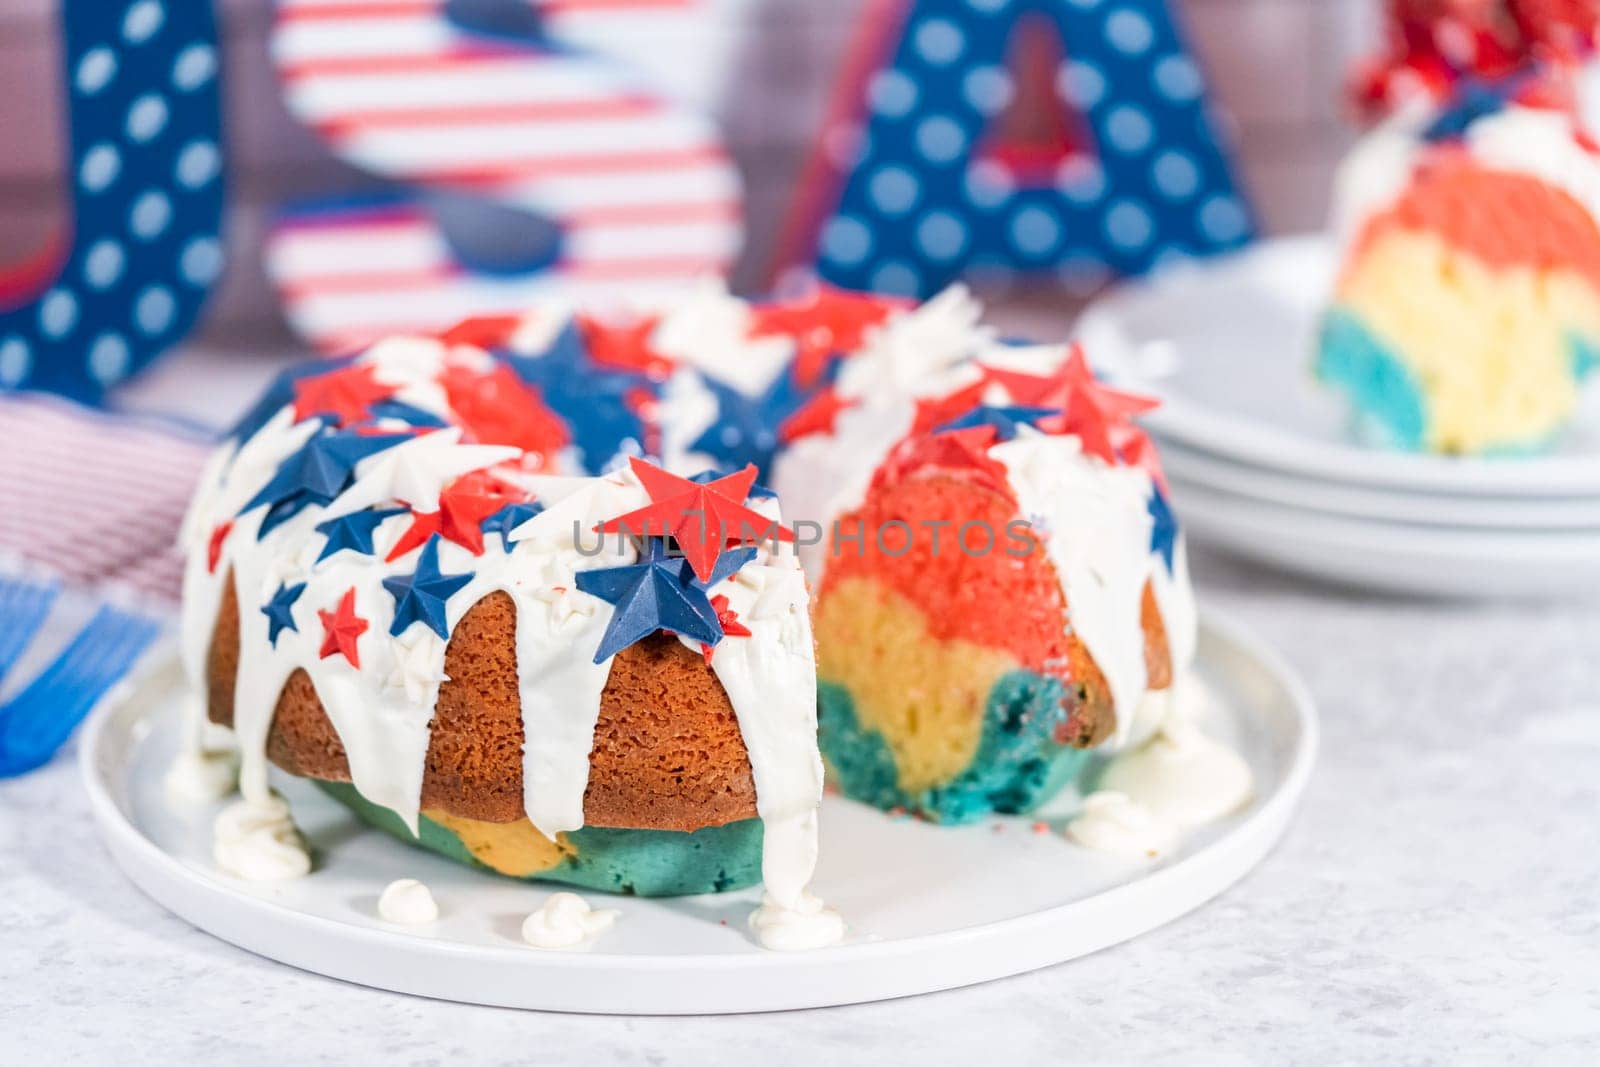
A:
[0,603,161,777]
[0,573,60,688]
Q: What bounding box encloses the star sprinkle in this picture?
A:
[261,582,306,647]
[778,385,857,444]
[749,287,903,388]
[242,429,413,537]
[292,363,397,427]
[318,588,368,667]
[688,374,789,473]
[600,459,791,583]
[385,630,451,705]
[579,314,675,379]
[482,500,545,552]
[1148,489,1178,571]
[383,536,473,639]
[207,521,233,574]
[314,507,406,562]
[347,429,522,514]
[1423,76,1521,142]
[702,594,752,664]
[574,539,724,663]
[935,404,1059,442]
[910,380,991,436]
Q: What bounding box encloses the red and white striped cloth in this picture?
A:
[0,394,215,603]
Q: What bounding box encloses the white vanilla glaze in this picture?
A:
[1098,711,1254,829]
[749,885,847,952]
[177,334,835,948]
[1065,791,1178,857]
[377,878,439,924]
[521,892,619,949]
[213,794,311,880]
[163,740,239,805]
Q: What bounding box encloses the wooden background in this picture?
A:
[0,0,1379,349]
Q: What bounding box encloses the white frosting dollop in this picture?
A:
[1065,791,1177,857]
[749,889,846,951]
[377,878,439,924]
[164,746,239,805]
[520,892,618,949]
[1097,717,1254,828]
[213,794,311,881]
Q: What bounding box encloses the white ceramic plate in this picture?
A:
[82,616,1316,1015]
[1076,236,1600,498]
[1161,441,1600,531]
[1171,480,1600,599]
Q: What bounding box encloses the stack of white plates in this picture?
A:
[1075,236,1600,599]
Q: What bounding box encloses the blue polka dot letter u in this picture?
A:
[789,0,1254,298]
[0,0,226,402]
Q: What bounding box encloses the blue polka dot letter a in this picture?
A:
[0,0,226,403]
[783,0,1254,298]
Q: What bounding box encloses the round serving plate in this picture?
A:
[1171,480,1600,599]
[82,615,1316,1015]
[1076,235,1600,500]
[1160,441,1600,532]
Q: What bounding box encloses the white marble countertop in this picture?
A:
[4,350,1600,1062]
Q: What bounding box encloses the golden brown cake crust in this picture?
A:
[206,575,758,832]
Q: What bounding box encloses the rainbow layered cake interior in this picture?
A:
[767,289,1243,829]
[1322,83,1600,453]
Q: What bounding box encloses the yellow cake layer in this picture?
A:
[816,577,1017,793]
[1338,228,1600,452]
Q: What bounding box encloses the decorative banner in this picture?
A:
[0,0,227,402]
[775,0,1255,299]
[266,0,745,353]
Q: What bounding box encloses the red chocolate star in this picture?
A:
[579,314,675,379]
[779,385,858,443]
[872,426,1010,496]
[387,469,523,559]
[984,347,1159,464]
[751,287,905,388]
[701,593,753,665]
[439,361,569,458]
[207,521,233,574]
[600,458,792,583]
[439,314,521,350]
[910,380,990,436]
[292,363,396,427]
[1111,424,1168,492]
[317,587,368,667]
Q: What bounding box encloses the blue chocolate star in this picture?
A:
[574,539,724,662]
[689,366,827,476]
[382,536,474,639]
[935,404,1059,442]
[261,582,306,647]
[1424,77,1519,143]
[1149,488,1178,571]
[315,507,407,562]
[481,500,545,553]
[505,326,653,473]
[362,398,448,430]
[242,428,411,537]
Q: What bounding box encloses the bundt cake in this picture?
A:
[179,334,836,947]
